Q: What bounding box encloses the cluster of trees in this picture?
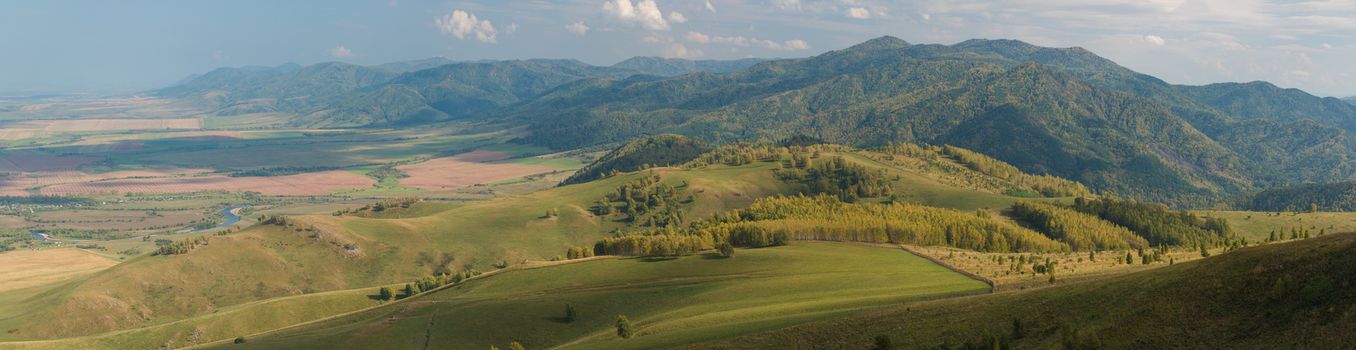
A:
[564,246,595,259]
[380,269,484,302]
[715,225,790,248]
[595,172,688,227]
[336,197,422,216]
[1008,201,1149,251]
[1070,197,1233,247]
[487,341,526,350]
[687,142,788,166]
[939,145,1092,197]
[776,156,893,202]
[593,230,711,257]
[154,236,210,255]
[1268,226,1324,242]
[700,195,1068,252]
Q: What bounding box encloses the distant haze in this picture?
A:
[1,0,1353,97]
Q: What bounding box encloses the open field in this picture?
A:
[685,233,1356,349]
[41,171,376,196]
[396,150,557,190]
[1198,210,1356,242]
[0,248,117,293]
[905,244,1219,290]
[28,209,208,232]
[0,169,197,196]
[208,243,989,350]
[6,118,201,132]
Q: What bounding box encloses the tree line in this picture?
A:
[1071,197,1233,247]
[155,236,210,255]
[1008,200,1149,251]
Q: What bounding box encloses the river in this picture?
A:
[209,205,249,230]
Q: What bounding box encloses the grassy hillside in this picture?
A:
[685,232,1356,349]
[0,143,1085,344]
[205,243,990,350]
[0,162,791,341]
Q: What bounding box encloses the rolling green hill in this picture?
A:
[685,232,1356,349]
[0,143,1078,345]
[561,134,712,185]
[204,242,990,350]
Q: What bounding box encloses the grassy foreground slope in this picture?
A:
[209,243,989,350]
[687,233,1356,349]
[0,163,791,342]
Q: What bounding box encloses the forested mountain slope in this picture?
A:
[611,56,766,76]
[509,36,1356,206]
[155,36,1356,206]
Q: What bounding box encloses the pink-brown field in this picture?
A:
[0,169,196,196]
[17,118,202,132]
[40,170,376,196]
[396,151,555,190]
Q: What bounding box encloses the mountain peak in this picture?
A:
[848,36,911,51]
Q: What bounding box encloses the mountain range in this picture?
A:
[155,36,1356,207]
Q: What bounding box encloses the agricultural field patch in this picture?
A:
[0,169,207,196]
[0,248,117,293]
[11,118,202,132]
[395,151,558,191]
[28,209,206,232]
[40,171,375,196]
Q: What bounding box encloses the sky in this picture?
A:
[1,0,1353,97]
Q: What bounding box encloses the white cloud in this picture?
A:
[920,13,931,21]
[846,7,871,19]
[435,10,498,43]
[328,46,352,58]
[686,31,711,44]
[668,11,687,24]
[1321,43,1334,49]
[783,39,809,50]
[505,23,518,34]
[603,0,669,30]
[666,43,702,58]
[771,0,801,11]
[566,21,590,36]
[705,0,716,12]
[684,31,808,51]
[1143,35,1166,46]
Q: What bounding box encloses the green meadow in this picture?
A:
[209,243,989,350]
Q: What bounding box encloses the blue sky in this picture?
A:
[2,0,1353,97]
